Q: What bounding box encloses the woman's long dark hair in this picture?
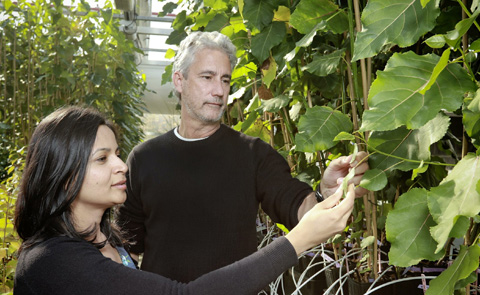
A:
[15,106,124,251]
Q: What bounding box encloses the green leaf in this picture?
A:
[192,10,216,30]
[341,167,356,197]
[0,123,12,130]
[359,168,387,191]
[449,216,470,239]
[470,38,480,51]
[240,110,259,132]
[360,52,475,132]
[204,0,229,10]
[411,162,428,179]
[334,132,355,141]
[302,49,345,77]
[444,9,480,49]
[426,245,480,295]
[205,13,230,32]
[172,10,188,31]
[165,48,176,59]
[79,0,91,12]
[243,118,270,142]
[258,94,289,113]
[428,154,480,253]
[463,90,480,148]
[274,6,290,22]
[425,34,446,48]
[232,62,257,81]
[290,0,348,34]
[386,188,444,267]
[251,22,286,63]
[160,2,177,16]
[472,0,480,11]
[419,48,450,95]
[353,0,440,61]
[361,236,375,248]
[454,270,478,289]
[295,106,353,153]
[262,57,277,88]
[421,0,432,7]
[161,63,173,85]
[4,0,12,11]
[295,22,327,48]
[166,29,188,45]
[101,8,113,24]
[368,112,450,173]
[289,102,303,121]
[242,0,275,31]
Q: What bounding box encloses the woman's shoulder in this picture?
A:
[18,236,97,269]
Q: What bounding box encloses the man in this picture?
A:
[118,31,368,283]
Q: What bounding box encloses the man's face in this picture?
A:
[174,48,232,125]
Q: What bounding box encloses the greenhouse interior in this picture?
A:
[2,0,480,294]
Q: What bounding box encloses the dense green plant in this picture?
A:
[162,0,480,294]
[0,0,147,171]
[0,0,147,292]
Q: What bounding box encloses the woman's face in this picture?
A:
[73,125,128,214]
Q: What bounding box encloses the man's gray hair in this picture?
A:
[172,31,237,98]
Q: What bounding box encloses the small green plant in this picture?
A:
[0,150,24,293]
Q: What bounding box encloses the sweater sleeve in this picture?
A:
[117,149,146,254]
[254,140,313,230]
[14,236,298,295]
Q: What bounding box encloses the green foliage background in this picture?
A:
[161,0,480,294]
[2,0,480,294]
[0,0,147,292]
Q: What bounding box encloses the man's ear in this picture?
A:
[173,71,184,94]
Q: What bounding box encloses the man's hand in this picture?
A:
[320,151,369,199]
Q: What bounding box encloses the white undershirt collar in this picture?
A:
[174,127,209,141]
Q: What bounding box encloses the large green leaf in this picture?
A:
[302,49,345,77]
[258,94,289,113]
[359,168,387,191]
[295,106,352,153]
[428,154,480,253]
[368,112,450,173]
[243,118,271,143]
[386,188,444,267]
[360,52,475,132]
[251,22,286,63]
[242,0,275,31]
[352,0,440,61]
[426,245,480,295]
[205,13,230,32]
[290,0,348,35]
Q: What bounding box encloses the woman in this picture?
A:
[14,106,355,294]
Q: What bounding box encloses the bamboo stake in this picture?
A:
[269,113,274,148]
[461,1,471,293]
[27,27,32,141]
[13,32,17,143]
[352,0,378,280]
[1,32,6,110]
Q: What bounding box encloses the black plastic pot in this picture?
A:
[281,255,329,295]
[324,266,349,295]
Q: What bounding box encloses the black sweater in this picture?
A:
[118,125,312,282]
[14,236,298,294]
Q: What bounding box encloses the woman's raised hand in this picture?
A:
[286,183,355,255]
